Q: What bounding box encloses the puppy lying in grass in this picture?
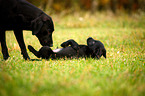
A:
[28,37,106,59]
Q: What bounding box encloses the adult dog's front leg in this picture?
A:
[61,39,79,50]
[14,30,30,60]
[0,30,10,60]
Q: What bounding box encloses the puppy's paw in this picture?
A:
[61,42,69,48]
[28,45,32,49]
[28,45,34,52]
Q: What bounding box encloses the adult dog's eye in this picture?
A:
[48,29,52,33]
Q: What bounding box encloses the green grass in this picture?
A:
[0,12,145,96]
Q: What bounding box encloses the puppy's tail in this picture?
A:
[28,45,40,58]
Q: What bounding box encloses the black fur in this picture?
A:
[28,37,106,60]
[0,0,54,60]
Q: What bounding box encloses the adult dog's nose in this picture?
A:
[49,44,53,47]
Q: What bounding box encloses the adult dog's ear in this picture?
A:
[42,15,50,22]
[31,17,43,35]
[16,14,27,23]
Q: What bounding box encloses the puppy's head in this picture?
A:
[31,14,54,47]
[87,37,106,59]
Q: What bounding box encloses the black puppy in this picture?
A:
[0,0,54,60]
[28,37,106,59]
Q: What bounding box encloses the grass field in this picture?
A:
[0,12,145,96]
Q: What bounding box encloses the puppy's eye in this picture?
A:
[88,41,95,46]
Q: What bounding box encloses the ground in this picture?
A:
[0,12,145,96]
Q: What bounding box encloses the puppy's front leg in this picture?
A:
[61,39,79,50]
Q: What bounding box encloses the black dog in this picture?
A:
[0,0,54,60]
[28,37,106,60]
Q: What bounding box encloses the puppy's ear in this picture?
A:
[102,49,106,58]
[31,17,43,35]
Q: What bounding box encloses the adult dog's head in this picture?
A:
[87,37,106,59]
[31,14,54,47]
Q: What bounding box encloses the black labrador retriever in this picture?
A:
[0,0,54,60]
[28,37,106,60]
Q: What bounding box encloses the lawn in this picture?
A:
[0,12,145,96]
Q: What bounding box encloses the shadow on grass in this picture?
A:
[30,59,42,61]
